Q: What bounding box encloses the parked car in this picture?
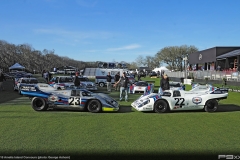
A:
[149,71,158,77]
[129,81,155,94]
[49,76,86,90]
[78,76,97,91]
[20,83,119,113]
[13,77,38,94]
[131,88,228,113]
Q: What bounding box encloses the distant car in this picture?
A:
[13,77,38,94]
[131,88,228,113]
[127,76,136,84]
[129,81,155,94]
[158,81,185,95]
[20,83,119,113]
[49,76,86,90]
[149,71,158,77]
[78,76,97,91]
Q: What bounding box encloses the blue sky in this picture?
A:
[1,0,240,63]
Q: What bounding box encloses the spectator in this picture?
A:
[114,72,120,91]
[106,72,112,92]
[0,70,6,91]
[43,71,49,83]
[73,72,80,88]
[48,71,52,81]
[160,73,170,91]
[42,70,45,78]
[114,72,130,101]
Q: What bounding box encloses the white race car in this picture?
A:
[190,83,215,92]
[129,81,155,94]
[131,88,228,113]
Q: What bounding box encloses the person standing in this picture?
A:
[43,71,49,83]
[0,70,6,91]
[74,72,80,88]
[114,72,120,91]
[160,73,170,91]
[114,72,130,102]
[106,72,112,92]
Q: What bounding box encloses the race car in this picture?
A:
[129,81,155,94]
[190,83,215,92]
[13,77,38,94]
[20,83,119,113]
[131,88,228,113]
[158,81,185,95]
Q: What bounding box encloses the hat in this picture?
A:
[163,73,168,76]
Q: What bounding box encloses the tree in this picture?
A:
[155,45,198,71]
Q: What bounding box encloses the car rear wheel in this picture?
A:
[154,100,169,113]
[204,99,218,112]
[99,82,104,87]
[87,100,102,113]
[31,97,48,111]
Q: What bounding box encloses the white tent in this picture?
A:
[9,63,25,70]
[153,66,169,72]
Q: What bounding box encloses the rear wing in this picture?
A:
[211,88,229,94]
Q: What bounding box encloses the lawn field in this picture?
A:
[0,76,240,159]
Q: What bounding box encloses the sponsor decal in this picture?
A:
[192,97,202,104]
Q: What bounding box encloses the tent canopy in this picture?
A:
[9,63,25,70]
[153,66,169,72]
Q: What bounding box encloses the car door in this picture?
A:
[68,90,82,107]
[170,90,189,110]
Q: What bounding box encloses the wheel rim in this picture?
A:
[34,99,44,109]
[156,102,166,112]
[99,83,104,87]
[207,101,216,110]
[89,101,99,111]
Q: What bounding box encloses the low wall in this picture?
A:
[169,76,240,86]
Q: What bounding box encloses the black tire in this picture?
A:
[99,82,104,87]
[154,100,169,113]
[204,99,218,112]
[31,97,48,111]
[87,100,102,113]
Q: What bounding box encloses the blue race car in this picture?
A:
[20,83,119,113]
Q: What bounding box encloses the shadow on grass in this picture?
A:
[216,104,240,112]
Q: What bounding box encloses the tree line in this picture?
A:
[0,39,198,73]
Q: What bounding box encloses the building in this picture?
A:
[189,47,240,71]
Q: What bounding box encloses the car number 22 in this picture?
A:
[174,98,185,106]
[68,97,81,106]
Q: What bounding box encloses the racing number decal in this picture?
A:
[174,98,185,107]
[69,97,81,106]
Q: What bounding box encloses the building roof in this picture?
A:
[216,49,240,59]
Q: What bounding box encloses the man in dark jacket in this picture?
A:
[106,72,112,92]
[114,72,120,91]
[160,73,170,91]
[73,72,80,88]
[0,70,6,91]
[114,72,130,101]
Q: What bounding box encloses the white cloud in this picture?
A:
[106,44,141,51]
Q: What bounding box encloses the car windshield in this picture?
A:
[29,79,38,83]
[79,77,89,81]
[135,82,148,86]
[59,77,73,83]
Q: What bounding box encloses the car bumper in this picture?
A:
[102,107,119,111]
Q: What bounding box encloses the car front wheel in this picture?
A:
[31,97,48,111]
[87,100,102,113]
[204,99,218,112]
[154,100,169,113]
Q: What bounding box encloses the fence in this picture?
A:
[166,70,240,82]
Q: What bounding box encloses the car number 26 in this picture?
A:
[68,97,81,106]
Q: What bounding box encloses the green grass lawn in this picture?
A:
[0,76,240,159]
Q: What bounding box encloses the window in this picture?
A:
[173,90,181,97]
[162,92,171,97]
